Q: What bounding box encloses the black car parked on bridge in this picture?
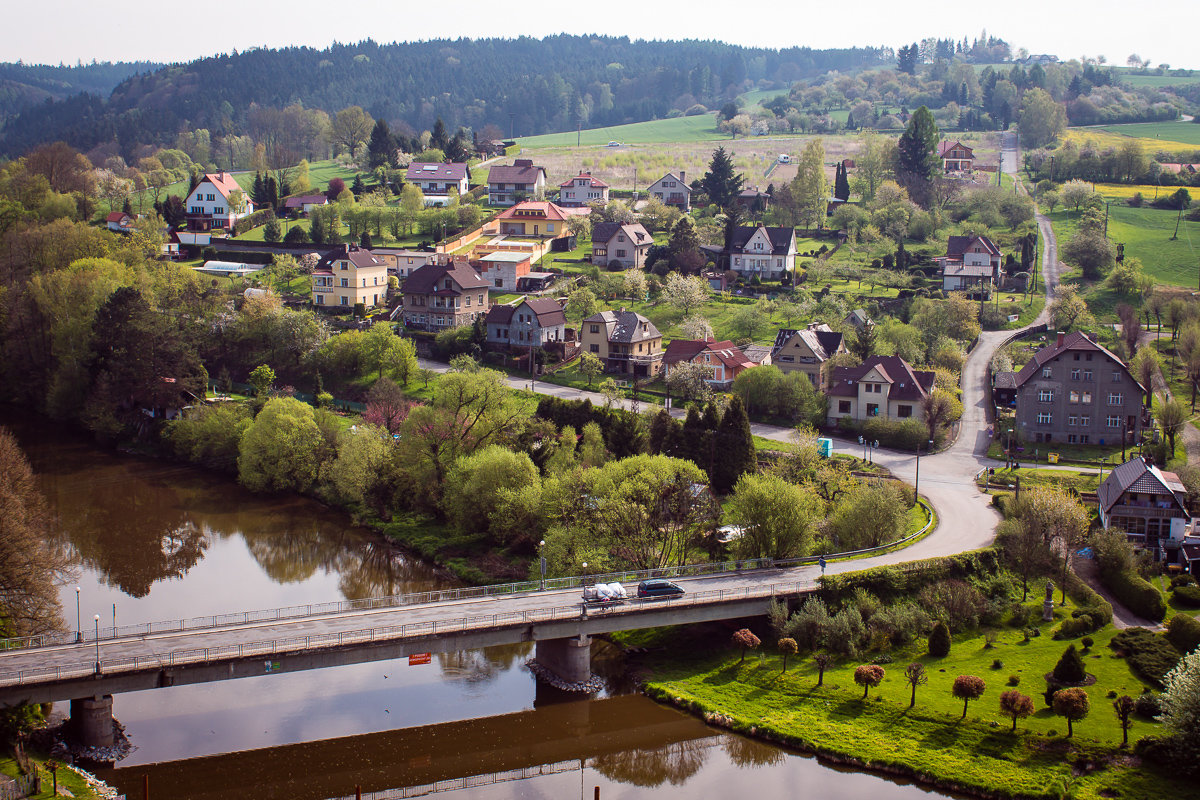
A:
[637,579,684,599]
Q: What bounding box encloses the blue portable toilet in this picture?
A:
[817,438,833,458]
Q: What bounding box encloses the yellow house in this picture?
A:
[581,309,663,378]
[312,244,389,309]
[770,324,847,391]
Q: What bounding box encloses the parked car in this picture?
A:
[637,579,684,599]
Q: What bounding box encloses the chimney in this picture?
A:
[679,171,686,183]
[1056,332,1065,347]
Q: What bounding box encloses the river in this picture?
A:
[4,412,959,800]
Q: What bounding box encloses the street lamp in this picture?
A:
[539,540,547,591]
[75,587,81,644]
[581,562,588,587]
[914,439,933,503]
[93,615,100,674]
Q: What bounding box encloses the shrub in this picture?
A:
[1170,574,1196,589]
[861,416,930,451]
[1102,569,1167,622]
[992,658,1004,670]
[1174,585,1200,608]
[1056,615,1096,639]
[1008,674,1021,686]
[1009,603,1033,628]
[854,664,886,698]
[928,621,951,657]
[917,580,986,631]
[1081,636,1094,649]
[1052,645,1088,685]
[1112,628,1181,687]
[1134,692,1163,719]
[1166,613,1200,654]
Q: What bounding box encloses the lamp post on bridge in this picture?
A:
[75,587,81,644]
[914,439,933,503]
[539,540,547,591]
[93,615,100,674]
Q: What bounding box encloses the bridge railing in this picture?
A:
[0,500,932,654]
[0,580,816,689]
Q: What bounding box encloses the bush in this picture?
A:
[1081,636,1094,649]
[1173,585,1200,608]
[1056,615,1096,638]
[1134,692,1162,719]
[1112,628,1181,687]
[861,416,931,451]
[1166,613,1200,654]
[928,621,951,657]
[1008,674,1021,686]
[1102,569,1167,622]
[1170,574,1196,589]
[1052,645,1087,684]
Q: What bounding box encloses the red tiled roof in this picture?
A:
[665,339,753,371]
[827,356,935,401]
[946,234,1000,259]
[106,212,130,223]
[284,194,328,208]
[497,201,570,222]
[938,140,974,158]
[201,172,243,199]
[560,172,608,189]
[488,161,546,184]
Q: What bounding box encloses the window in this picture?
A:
[1073,353,1080,361]
[340,263,348,270]
[361,279,366,287]
[465,296,471,307]
[1037,412,1052,424]
[1071,369,1081,380]
[206,193,215,201]
[589,325,600,334]
[478,294,484,305]
[1108,393,1123,405]
[214,207,224,215]
[1082,391,1092,403]
[1080,434,1090,444]
[1069,390,1080,403]
[897,405,912,418]
[1068,416,1078,427]
[1068,434,1077,444]
[1107,415,1120,428]
[1081,415,1090,427]
[867,403,880,417]
[838,400,852,414]
[1083,370,1092,381]
[1112,371,1122,382]
[340,296,348,306]
[315,295,323,305]
[1038,389,1053,402]
[590,344,600,353]
[1042,367,1052,378]
[340,278,348,287]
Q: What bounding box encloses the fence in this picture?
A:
[0,503,932,655]
[0,774,40,800]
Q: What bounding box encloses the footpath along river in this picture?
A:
[5,411,962,800]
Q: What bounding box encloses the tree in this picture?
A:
[730,303,768,342]
[1053,687,1090,737]
[248,364,276,397]
[667,216,705,273]
[1113,695,1136,746]
[566,287,598,325]
[854,664,886,699]
[952,675,986,719]
[263,217,282,243]
[680,314,714,340]
[851,323,877,360]
[896,107,940,207]
[237,397,331,493]
[727,473,821,559]
[666,361,714,405]
[1014,486,1090,604]
[1049,284,1095,332]
[1062,228,1116,279]
[1131,347,1161,407]
[1000,689,1035,732]
[793,138,830,232]
[834,161,851,202]
[814,652,832,686]
[662,273,709,315]
[826,480,911,550]
[701,146,744,208]
[332,106,374,158]
[733,628,761,663]
[904,662,928,708]
[578,352,603,387]
[922,389,962,441]
[1155,395,1187,457]
[444,445,539,538]
[1160,649,1200,760]
[851,132,892,202]
[363,378,411,434]
[1018,89,1067,148]
[1108,258,1149,296]
[361,323,410,380]
[929,621,951,657]
[0,428,69,636]
[778,638,798,673]
[1059,180,1095,213]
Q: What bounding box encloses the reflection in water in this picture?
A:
[591,738,710,787]
[437,643,533,689]
[723,733,786,768]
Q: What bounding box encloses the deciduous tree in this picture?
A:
[733,628,761,663]
[904,662,928,708]
[1000,689,1035,731]
[952,675,985,718]
[1113,694,1136,746]
[1053,687,1090,737]
[854,664,885,698]
[778,637,798,672]
[238,397,331,493]
[727,472,821,559]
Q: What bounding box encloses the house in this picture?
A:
[404,163,471,206]
[476,251,533,291]
[737,187,771,213]
[1098,456,1191,559]
[663,338,756,389]
[310,244,389,310]
[770,324,847,391]
[646,171,691,211]
[517,272,556,292]
[826,355,935,426]
[485,298,567,347]
[558,172,609,207]
[185,171,255,232]
[581,309,663,377]
[1004,331,1145,445]
[591,222,653,269]
[1159,163,1200,175]
[401,260,490,330]
[724,225,796,280]
[496,201,571,238]
[487,159,547,206]
[105,212,133,233]
[283,194,329,215]
[844,309,872,330]
[938,140,975,172]
[992,370,1018,407]
[742,344,773,367]
[370,248,438,279]
[937,234,1002,292]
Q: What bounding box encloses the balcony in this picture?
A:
[313,286,333,294]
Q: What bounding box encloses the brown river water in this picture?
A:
[4,412,958,800]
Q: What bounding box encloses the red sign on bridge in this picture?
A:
[408,653,431,666]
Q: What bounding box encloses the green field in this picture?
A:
[1094,121,1200,147]
[1122,73,1200,88]
[518,115,726,148]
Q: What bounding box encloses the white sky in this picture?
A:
[4,0,1195,70]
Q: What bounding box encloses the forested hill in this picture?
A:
[0,60,163,127]
[0,36,890,158]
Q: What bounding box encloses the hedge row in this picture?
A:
[1166,614,1200,655]
[1054,570,1114,638]
[1101,568,1167,622]
[1173,584,1200,607]
[232,208,275,236]
[818,548,1001,602]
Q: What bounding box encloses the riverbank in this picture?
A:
[635,623,1199,800]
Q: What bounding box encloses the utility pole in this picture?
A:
[1104,201,1110,239]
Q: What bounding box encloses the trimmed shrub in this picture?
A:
[1173,585,1200,608]
[1170,574,1196,589]
[1166,613,1200,654]
[1112,628,1181,688]
[928,621,951,657]
[1101,569,1167,622]
[1134,692,1162,719]
[1052,645,1087,684]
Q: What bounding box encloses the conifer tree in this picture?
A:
[368,119,396,169]
[701,146,744,208]
[713,396,755,494]
[896,106,940,208]
[834,162,851,201]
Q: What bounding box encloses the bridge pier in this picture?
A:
[532,635,599,691]
[68,694,114,749]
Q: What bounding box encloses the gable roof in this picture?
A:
[583,309,660,344]
[106,211,131,223]
[771,325,844,361]
[993,371,1018,389]
[827,355,935,401]
[199,171,243,199]
[485,304,515,325]
[284,194,328,208]
[405,162,470,182]
[592,222,652,246]
[1012,331,1144,391]
[487,160,546,185]
[1097,456,1188,516]
[664,339,754,371]
[729,225,794,255]
[560,172,608,189]
[946,234,1000,259]
[403,261,489,295]
[497,201,570,222]
[520,297,567,327]
[845,309,871,328]
[942,263,994,279]
[938,140,975,158]
[648,172,692,192]
[318,244,387,271]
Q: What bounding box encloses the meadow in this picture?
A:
[1064,127,1200,155]
[1095,121,1200,148]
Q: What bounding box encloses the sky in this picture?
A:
[4,0,1195,70]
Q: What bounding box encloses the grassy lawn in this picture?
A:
[1119,72,1200,88]
[1064,127,1200,154]
[984,466,1102,493]
[1094,121,1200,147]
[0,755,101,799]
[639,607,1198,800]
[518,115,725,148]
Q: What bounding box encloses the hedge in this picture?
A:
[819,549,1001,602]
[1166,614,1200,654]
[1111,627,1180,687]
[1173,584,1200,608]
[232,208,275,236]
[1055,570,1113,639]
[1101,568,1167,622]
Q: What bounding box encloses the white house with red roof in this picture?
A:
[558,172,609,207]
[405,162,471,206]
[496,201,572,238]
[937,140,975,172]
[105,211,134,233]
[185,172,254,232]
[937,234,1002,291]
[663,338,756,389]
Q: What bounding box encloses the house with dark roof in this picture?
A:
[1003,331,1145,445]
[825,355,935,426]
[558,172,609,207]
[487,159,547,206]
[663,338,757,389]
[992,370,1018,407]
[938,140,975,172]
[737,187,772,213]
[581,309,662,377]
[283,194,329,215]
[185,171,254,232]
[646,171,691,211]
[937,234,1002,292]
[404,162,471,206]
[1098,456,1192,559]
[496,201,571,238]
[485,298,567,348]
[724,225,796,280]
[311,244,389,310]
[401,260,490,330]
[370,248,437,279]
[591,222,653,269]
[844,309,872,330]
[771,324,847,391]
